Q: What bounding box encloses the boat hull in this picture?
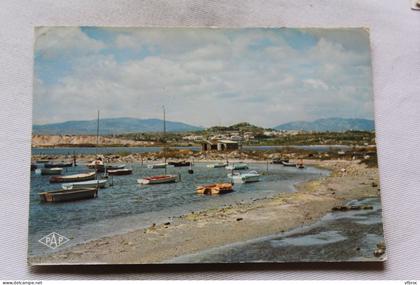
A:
[137,175,177,185]
[39,188,98,203]
[226,164,249,170]
[207,163,228,168]
[62,179,107,190]
[107,169,133,176]
[40,168,63,175]
[49,172,96,183]
[147,163,168,169]
[44,162,73,168]
[196,183,233,195]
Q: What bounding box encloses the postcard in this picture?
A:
[28,27,385,264]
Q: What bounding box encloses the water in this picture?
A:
[31,145,351,156]
[28,162,329,257]
[170,197,384,263]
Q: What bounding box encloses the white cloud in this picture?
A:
[33,28,374,127]
[35,27,105,59]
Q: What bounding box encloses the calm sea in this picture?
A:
[28,162,329,257]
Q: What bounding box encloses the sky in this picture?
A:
[33,27,374,128]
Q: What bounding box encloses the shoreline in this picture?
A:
[29,159,381,265]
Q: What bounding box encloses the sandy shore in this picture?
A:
[29,159,380,265]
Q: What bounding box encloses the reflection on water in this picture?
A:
[28,162,328,257]
[170,197,384,263]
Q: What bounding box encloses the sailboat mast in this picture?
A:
[96,110,100,157]
[163,106,167,175]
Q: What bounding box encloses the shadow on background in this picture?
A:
[31,261,385,277]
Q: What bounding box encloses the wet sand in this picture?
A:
[29,159,380,265]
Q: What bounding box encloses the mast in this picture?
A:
[163,105,167,175]
[96,110,100,157]
[95,110,100,182]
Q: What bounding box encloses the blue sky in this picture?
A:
[33,27,374,127]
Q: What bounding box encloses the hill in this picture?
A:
[274,118,374,132]
[33,117,203,135]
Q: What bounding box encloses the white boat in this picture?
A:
[147,163,168,169]
[207,162,228,168]
[228,170,260,183]
[61,179,108,190]
[225,163,249,170]
[35,167,63,175]
[137,175,177,185]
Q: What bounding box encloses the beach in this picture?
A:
[29,158,381,265]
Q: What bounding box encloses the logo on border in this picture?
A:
[38,232,69,249]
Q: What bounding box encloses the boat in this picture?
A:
[62,179,107,190]
[281,161,297,167]
[196,183,233,195]
[49,171,96,183]
[87,160,126,172]
[31,164,37,171]
[139,106,179,185]
[228,170,260,183]
[272,158,289,164]
[107,168,133,176]
[137,175,177,185]
[207,162,228,168]
[225,163,249,170]
[39,167,63,175]
[39,188,98,203]
[168,161,191,167]
[147,163,168,169]
[44,162,73,168]
[98,164,126,173]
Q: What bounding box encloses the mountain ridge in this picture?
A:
[274,117,374,132]
[33,117,203,135]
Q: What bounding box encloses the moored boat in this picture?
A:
[225,163,249,170]
[137,175,177,185]
[61,179,108,190]
[196,183,233,195]
[147,163,168,169]
[281,161,297,167]
[168,161,191,167]
[107,168,133,176]
[39,167,63,175]
[272,158,289,164]
[39,188,98,203]
[44,162,73,168]
[207,162,228,168]
[49,171,96,183]
[228,170,260,183]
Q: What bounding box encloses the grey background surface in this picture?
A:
[1,0,420,280]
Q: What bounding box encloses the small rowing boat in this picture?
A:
[196,183,233,195]
[62,179,108,190]
[168,161,191,167]
[207,162,228,168]
[49,171,96,183]
[225,163,249,170]
[44,162,73,168]
[39,188,98,203]
[272,158,289,164]
[137,175,177,185]
[107,168,133,176]
[37,167,63,175]
[281,161,297,167]
[147,163,168,169]
[228,170,260,183]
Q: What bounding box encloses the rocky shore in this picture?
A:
[29,159,382,265]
